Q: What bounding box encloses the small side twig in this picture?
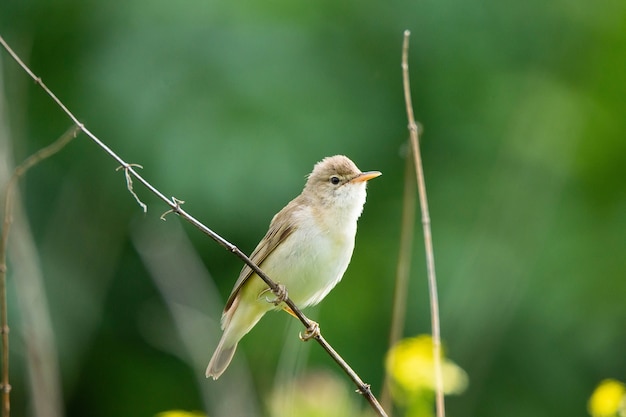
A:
[401,30,445,417]
[160,197,185,221]
[0,125,80,417]
[116,164,147,212]
[0,35,388,417]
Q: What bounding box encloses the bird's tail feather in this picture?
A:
[207,294,269,379]
[206,335,238,380]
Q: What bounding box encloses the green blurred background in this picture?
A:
[1,0,625,416]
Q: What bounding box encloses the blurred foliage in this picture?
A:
[1,0,625,416]
[268,370,375,417]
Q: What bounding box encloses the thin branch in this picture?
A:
[0,125,80,417]
[401,30,445,417]
[0,35,388,417]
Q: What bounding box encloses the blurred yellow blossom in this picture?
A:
[386,334,468,398]
[155,410,207,417]
[588,379,626,417]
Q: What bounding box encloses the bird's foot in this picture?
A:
[260,284,288,306]
[299,321,320,341]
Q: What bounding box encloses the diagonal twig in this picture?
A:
[0,35,388,417]
[401,30,445,417]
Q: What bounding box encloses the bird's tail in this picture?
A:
[205,333,238,380]
[206,298,268,380]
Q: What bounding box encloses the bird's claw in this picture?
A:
[299,321,320,341]
[260,284,288,306]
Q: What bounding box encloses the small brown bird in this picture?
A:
[206,155,381,379]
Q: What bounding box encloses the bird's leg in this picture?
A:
[299,321,320,341]
[281,306,320,341]
[259,284,288,306]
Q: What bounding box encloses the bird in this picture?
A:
[206,155,381,379]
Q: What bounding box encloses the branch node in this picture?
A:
[408,121,424,136]
[299,320,320,341]
[160,197,185,221]
[116,163,147,213]
[357,383,372,395]
[0,384,11,394]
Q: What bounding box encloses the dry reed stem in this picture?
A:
[0,35,388,417]
[401,30,446,417]
[0,125,80,417]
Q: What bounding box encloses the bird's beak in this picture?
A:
[350,171,382,183]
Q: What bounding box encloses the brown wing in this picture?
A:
[223,201,299,312]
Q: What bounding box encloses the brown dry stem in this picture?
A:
[0,125,79,417]
[401,30,445,417]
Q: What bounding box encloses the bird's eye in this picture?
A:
[330,176,340,185]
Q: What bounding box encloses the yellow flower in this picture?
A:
[588,379,626,417]
[155,411,207,417]
[385,335,468,397]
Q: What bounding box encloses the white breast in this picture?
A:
[261,182,368,308]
